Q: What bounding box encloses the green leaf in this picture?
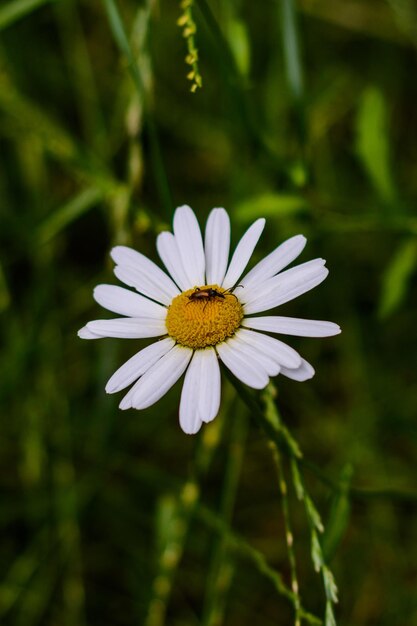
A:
[235,193,308,222]
[356,86,397,204]
[102,0,172,216]
[325,600,337,626]
[378,238,417,318]
[280,0,304,103]
[322,465,352,560]
[323,565,339,603]
[291,459,305,500]
[311,529,324,572]
[37,187,104,244]
[306,496,324,533]
[227,19,250,77]
[262,385,303,458]
[0,0,59,31]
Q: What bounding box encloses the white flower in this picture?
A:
[78,205,340,434]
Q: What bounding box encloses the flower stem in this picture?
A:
[270,443,302,626]
[196,504,322,625]
[201,407,248,626]
[224,370,339,625]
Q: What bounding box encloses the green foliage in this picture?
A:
[0,0,56,30]
[378,238,417,318]
[322,465,352,561]
[225,16,250,77]
[1,1,417,625]
[356,86,397,205]
[235,193,308,223]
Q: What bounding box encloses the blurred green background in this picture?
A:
[1,0,417,624]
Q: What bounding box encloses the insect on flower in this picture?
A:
[188,286,226,302]
[78,205,341,434]
[187,286,241,309]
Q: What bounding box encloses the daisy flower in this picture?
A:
[78,205,340,434]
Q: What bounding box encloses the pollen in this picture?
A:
[166,285,243,349]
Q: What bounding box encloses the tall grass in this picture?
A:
[1,1,417,625]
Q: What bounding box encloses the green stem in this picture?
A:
[225,371,417,504]
[270,444,302,626]
[202,407,248,626]
[225,372,338,624]
[279,0,307,148]
[196,504,322,626]
[102,0,172,218]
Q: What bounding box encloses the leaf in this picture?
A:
[322,464,352,560]
[356,86,397,204]
[280,0,304,103]
[235,193,308,222]
[325,600,337,626]
[323,565,339,603]
[378,238,417,318]
[227,19,250,77]
[262,385,303,458]
[306,496,324,533]
[0,0,58,31]
[311,529,324,572]
[291,459,305,500]
[36,187,103,244]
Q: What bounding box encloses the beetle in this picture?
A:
[187,286,242,309]
[188,287,226,302]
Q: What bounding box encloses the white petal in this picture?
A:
[204,208,230,285]
[240,235,306,288]
[111,245,179,304]
[216,337,269,389]
[242,258,325,305]
[180,349,221,433]
[86,318,167,339]
[179,354,202,435]
[120,345,192,410]
[105,338,175,394]
[198,348,221,423]
[94,285,167,319]
[231,333,280,376]
[222,218,266,290]
[235,328,302,369]
[243,259,329,314]
[113,265,174,306]
[281,358,315,381]
[243,316,341,337]
[78,326,101,339]
[156,232,190,291]
[173,205,205,286]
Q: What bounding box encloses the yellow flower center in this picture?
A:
[166,285,243,349]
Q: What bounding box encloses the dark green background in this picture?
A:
[1,0,417,624]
